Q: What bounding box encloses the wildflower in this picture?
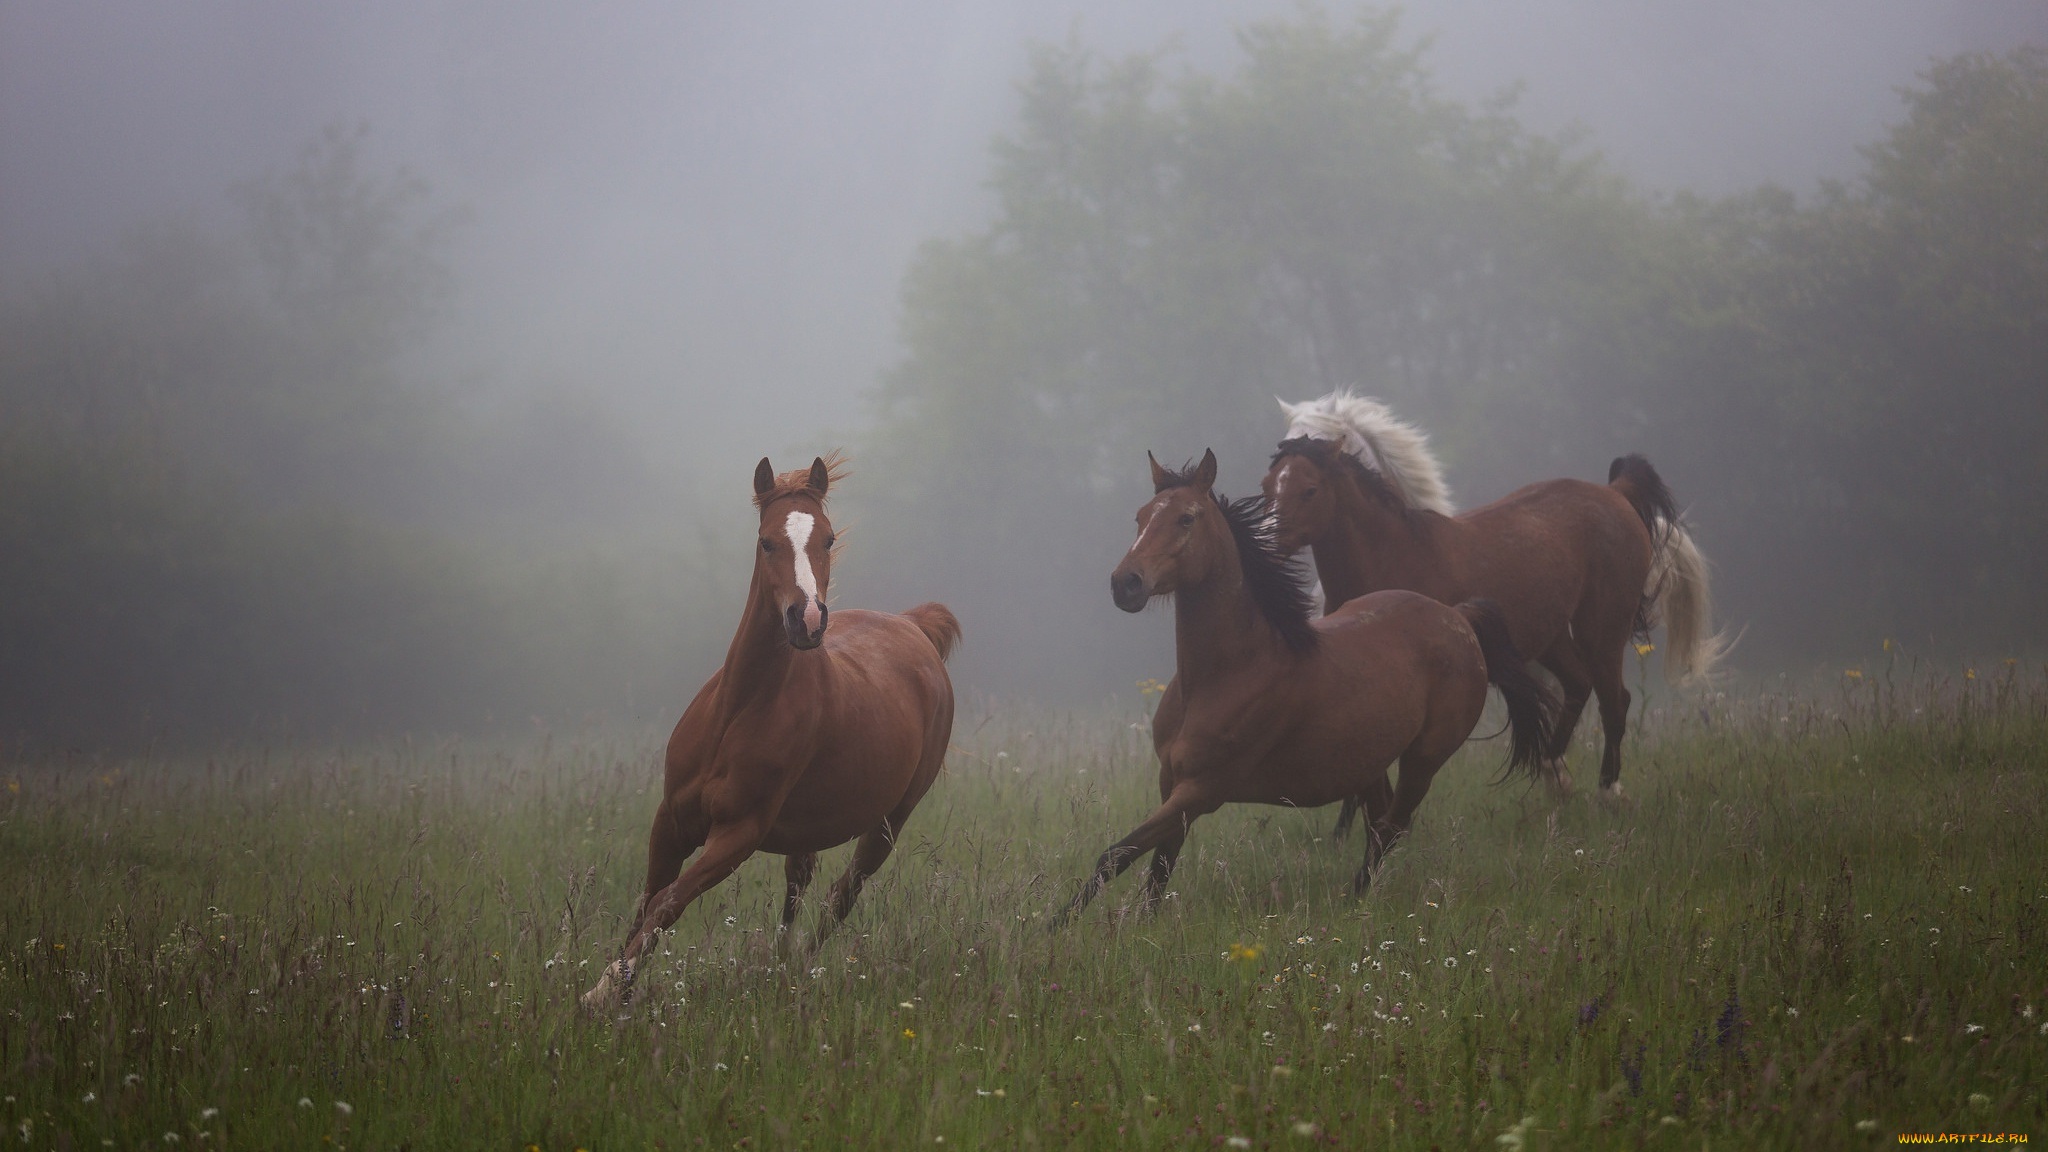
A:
[1965,1023,1984,1034]
[199,1109,217,1121]
[1292,1121,1318,1137]
[334,1102,352,1116]
[1965,668,1976,680]
[1228,943,1262,962]
[902,1028,916,1039]
[724,916,737,927]
[1844,668,1862,679]
[1496,1115,1537,1149]
[1968,1093,1991,1109]
[163,1134,180,1144]
[1270,1064,1292,1077]
[1855,1119,1878,1133]
[82,1092,96,1103]
[1187,1023,1202,1033]
[1293,935,1314,945]
[1635,642,1655,657]
[714,1062,729,1072]
[298,1098,313,1109]
[1443,957,1457,968]
[124,1074,142,1087]
[899,1001,915,1009]
[1226,1138,1252,1149]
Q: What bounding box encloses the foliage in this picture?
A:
[2,674,2043,1147]
[858,11,2048,691]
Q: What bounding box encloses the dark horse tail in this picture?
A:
[1456,599,1560,781]
[903,603,963,662]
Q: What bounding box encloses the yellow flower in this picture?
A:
[1634,642,1655,657]
[1844,669,1862,679]
[1965,668,1976,680]
[1883,638,1892,651]
[902,1028,916,1039]
[1227,942,1262,963]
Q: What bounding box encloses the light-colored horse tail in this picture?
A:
[1647,521,1730,683]
[1608,453,1731,684]
[1277,390,1455,514]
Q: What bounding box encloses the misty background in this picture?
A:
[3,1,2044,747]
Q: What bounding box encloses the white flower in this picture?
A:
[715,1062,729,1072]
[334,1101,352,1116]
[1226,1138,1252,1149]
[1443,957,1457,968]
[1292,1121,1318,1137]
[1964,1023,1983,1034]
[199,1108,217,1121]
[297,1098,312,1109]
[1187,1023,1202,1033]
[724,916,737,927]
[82,1092,96,1103]
[1855,1119,1879,1133]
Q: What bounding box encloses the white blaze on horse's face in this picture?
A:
[781,509,828,641]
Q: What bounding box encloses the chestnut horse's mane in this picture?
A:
[1278,391,1455,514]
[753,452,851,509]
[1272,437,1433,537]
[1153,461,1319,654]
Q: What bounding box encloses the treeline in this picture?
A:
[853,11,2047,692]
[0,128,733,748]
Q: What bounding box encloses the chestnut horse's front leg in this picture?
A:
[583,818,768,1013]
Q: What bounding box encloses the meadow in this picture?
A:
[2,664,2043,1150]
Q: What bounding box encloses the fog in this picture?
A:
[3,1,2043,743]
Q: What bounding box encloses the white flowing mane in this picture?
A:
[1277,390,1455,515]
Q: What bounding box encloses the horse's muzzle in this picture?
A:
[1110,568,1149,613]
[784,600,828,649]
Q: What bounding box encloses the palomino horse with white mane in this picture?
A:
[1054,450,1558,923]
[1263,392,1724,810]
[583,455,960,1012]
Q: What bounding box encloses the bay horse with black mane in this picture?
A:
[1264,392,1726,813]
[1054,449,1558,924]
[583,455,960,1012]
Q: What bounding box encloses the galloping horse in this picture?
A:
[1055,450,1557,923]
[1264,392,1724,810]
[583,455,960,1012]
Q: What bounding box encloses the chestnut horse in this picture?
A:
[1054,450,1557,923]
[1264,392,1725,813]
[583,455,960,1012]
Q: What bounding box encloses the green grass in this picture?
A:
[3,667,2044,1149]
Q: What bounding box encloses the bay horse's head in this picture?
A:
[1260,436,1345,552]
[752,455,842,650]
[1111,449,1226,613]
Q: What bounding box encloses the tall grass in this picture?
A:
[2,668,2043,1148]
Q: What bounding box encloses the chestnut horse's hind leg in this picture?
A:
[583,820,765,1013]
[1137,830,1186,912]
[776,852,820,953]
[808,820,898,950]
[1586,641,1632,796]
[1538,647,1593,794]
[1355,752,1440,892]
[1330,795,1364,841]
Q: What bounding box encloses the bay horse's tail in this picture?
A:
[1456,599,1559,780]
[1607,454,1731,684]
[903,603,963,662]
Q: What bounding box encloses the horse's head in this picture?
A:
[752,455,838,650]
[1262,437,1343,551]
[1112,448,1225,613]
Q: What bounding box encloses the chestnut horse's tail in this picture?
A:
[902,603,963,662]
[1608,454,1731,685]
[1456,599,1559,781]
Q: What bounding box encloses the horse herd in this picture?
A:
[581,391,1722,1012]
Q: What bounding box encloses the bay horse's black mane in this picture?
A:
[1154,461,1319,654]
[1271,436,1429,534]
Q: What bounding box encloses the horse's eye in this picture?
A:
[1304,487,1319,500]
[760,538,774,553]
[822,534,836,550]
[1178,512,1196,528]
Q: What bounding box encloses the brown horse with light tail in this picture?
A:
[583,455,959,1012]
[1263,392,1726,811]
[1054,449,1558,924]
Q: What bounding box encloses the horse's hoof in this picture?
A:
[1596,782,1630,805]
[580,960,633,1015]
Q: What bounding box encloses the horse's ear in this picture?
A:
[1148,451,1172,493]
[754,457,775,497]
[1193,448,1218,492]
[808,456,830,494]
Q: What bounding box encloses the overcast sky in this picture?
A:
[4,0,2043,485]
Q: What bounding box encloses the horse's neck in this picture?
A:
[716,575,799,718]
[1172,554,1279,687]
[1314,488,1452,608]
